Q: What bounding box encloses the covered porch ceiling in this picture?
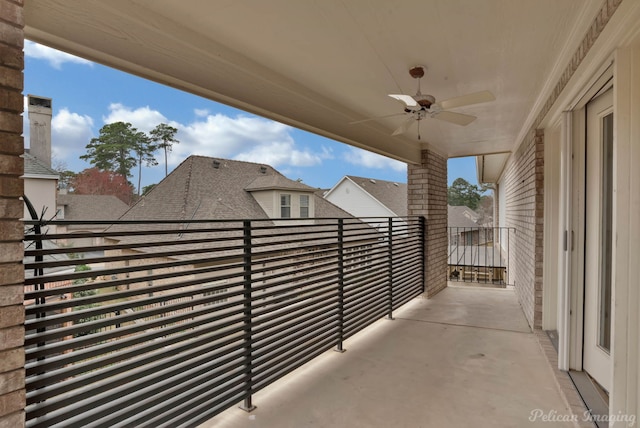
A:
[24,0,602,165]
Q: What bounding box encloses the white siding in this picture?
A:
[325,179,395,218]
[251,190,274,216]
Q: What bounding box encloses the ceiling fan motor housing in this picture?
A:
[413,94,435,108]
[409,66,425,79]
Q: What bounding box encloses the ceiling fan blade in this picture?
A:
[436,90,495,110]
[349,112,406,125]
[392,117,415,136]
[388,94,418,107]
[432,111,477,126]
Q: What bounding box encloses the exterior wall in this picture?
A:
[251,190,315,220]
[251,190,275,216]
[23,176,57,221]
[407,149,447,297]
[324,179,396,218]
[0,1,26,426]
[499,130,544,329]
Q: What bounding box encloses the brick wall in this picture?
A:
[408,149,448,297]
[498,0,622,331]
[501,130,544,329]
[0,0,25,426]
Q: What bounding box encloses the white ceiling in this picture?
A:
[24,0,602,164]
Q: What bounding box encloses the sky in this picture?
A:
[23,41,478,192]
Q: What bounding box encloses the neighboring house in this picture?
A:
[56,193,130,248]
[23,95,58,231]
[448,205,479,224]
[447,205,482,245]
[325,175,407,217]
[120,156,351,222]
[324,175,407,231]
[102,156,363,319]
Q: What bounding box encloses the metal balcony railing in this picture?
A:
[23,216,425,427]
[447,227,515,286]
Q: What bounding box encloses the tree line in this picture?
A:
[448,177,493,221]
[59,122,178,205]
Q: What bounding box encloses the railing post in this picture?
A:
[240,220,256,412]
[335,219,346,353]
[25,196,47,352]
[420,217,426,293]
[386,218,394,320]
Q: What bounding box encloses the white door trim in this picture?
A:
[558,64,613,373]
[582,88,613,392]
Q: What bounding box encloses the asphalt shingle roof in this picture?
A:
[57,194,130,222]
[119,155,353,222]
[448,205,481,228]
[108,156,358,258]
[244,175,311,192]
[22,152,59,177]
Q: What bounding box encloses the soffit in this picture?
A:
[24,0,600,163]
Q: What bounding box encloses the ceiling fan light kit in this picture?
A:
[352,65,496,140]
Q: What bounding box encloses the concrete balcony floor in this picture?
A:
[204,285,574,428]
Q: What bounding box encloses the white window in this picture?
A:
[300,195,309,218]
[280,194,291,218]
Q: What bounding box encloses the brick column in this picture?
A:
[0,0,26,426]
[408,149,448,297]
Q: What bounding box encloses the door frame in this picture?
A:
[557,62,613,373]
[582,87,613,391]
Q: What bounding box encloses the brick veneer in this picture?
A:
[408,149,448,297]
[501,130,544,329]
[499,0,622,330]
[0,0,25,426]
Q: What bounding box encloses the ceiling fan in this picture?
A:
[351,66,495,139]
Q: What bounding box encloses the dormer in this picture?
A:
[245,174,315,221]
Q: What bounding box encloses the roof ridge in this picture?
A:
[190,154,272,170]
[346,175,406,185]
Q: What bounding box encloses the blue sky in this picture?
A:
[24,41,478,191]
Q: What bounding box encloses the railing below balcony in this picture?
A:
[448,227,515,286]
[23,216,425,428]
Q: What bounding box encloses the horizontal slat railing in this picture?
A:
[23,216,425,427]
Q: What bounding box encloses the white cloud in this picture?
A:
[174,113,330,168]
[24,41,92,69]
[344,147,407,172]
[233,141,326,167]
[104,103,171,133]
[100,104,331,170]
[51,109,94,161]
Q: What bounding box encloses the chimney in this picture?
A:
[28,95,53,167]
